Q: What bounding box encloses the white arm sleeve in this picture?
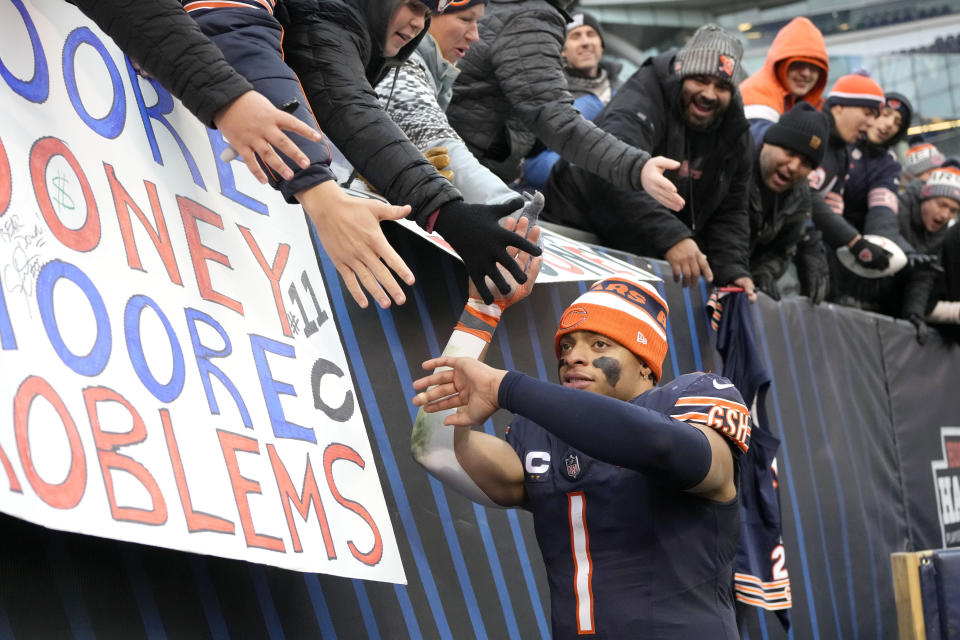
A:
[410,329,502,508]
[927,300,960,324]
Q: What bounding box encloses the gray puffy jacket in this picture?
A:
[446,0,649,187]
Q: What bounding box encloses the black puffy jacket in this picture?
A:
[544,51,753,285]
[749,160,812,284]
[68,0,252,126]
[446,0,649,187]
[280,0,461,224]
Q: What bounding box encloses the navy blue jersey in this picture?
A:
[734,424,792,628]
[506,373,746,639]
[710,291,792,631]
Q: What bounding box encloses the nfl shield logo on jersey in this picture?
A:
[563,453,582,481]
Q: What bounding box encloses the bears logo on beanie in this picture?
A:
[555,277,670,382]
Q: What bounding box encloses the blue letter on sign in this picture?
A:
[206,129,267,215]
[37,260,111,376]
[0,278,16,350]
[185,307,251,427]
[125,294,185,403]
[126,59,205,189]
[62,28,126,139]
[0,0,48,103]
[250,334,315,443]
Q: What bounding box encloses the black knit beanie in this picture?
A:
[763,103,830,167]
[567,12,605,47]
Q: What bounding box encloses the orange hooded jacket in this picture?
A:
[740,17,829,123]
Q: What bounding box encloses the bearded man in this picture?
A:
[543,24,756,299]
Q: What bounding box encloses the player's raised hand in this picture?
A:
[213,90,323,184]
[412,357,507,427]
[433,199,543,305]
[640,156,685,211]
[300,181,415,309]
[467,212,543,310]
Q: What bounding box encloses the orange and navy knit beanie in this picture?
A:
[554,277,670,382]
[825,73,884,111]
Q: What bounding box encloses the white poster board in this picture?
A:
[0,0,404,583]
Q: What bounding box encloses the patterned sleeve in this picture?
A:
[668,374,751,455]
[377,59,462,151]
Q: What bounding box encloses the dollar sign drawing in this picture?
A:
[51,171,75,214]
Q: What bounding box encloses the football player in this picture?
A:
[411,260,749,638]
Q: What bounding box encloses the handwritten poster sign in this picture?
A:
[0,0,404,582]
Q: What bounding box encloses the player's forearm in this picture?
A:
[497,372,712,489]
[410,302,504,507]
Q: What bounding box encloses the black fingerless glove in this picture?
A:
[850,237,891,270]
[434,198,542,304]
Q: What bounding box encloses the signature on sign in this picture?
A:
[0,173,55,305]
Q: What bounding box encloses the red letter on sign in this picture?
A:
[160,409,234,534]
[323,443,383,566]
[0,136,10,217]
[178,196,243,316]
[238,225,291,337]
[267,444,336,556]
[104,163,182,285]
[217,430,285,552]
[83,386,167,525]
[14,376,85,508]
[29,137,100,252]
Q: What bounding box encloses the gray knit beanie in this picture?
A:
[905,139,946,178]
[673,24,743,83]
[920,168,960,203]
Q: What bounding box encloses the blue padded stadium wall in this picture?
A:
[1,227,958,639]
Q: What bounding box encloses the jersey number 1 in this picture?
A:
[568,491,595,634]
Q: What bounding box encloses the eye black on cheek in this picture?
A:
[592,357,621,387]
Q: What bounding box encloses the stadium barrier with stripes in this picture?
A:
[2,225,958,640]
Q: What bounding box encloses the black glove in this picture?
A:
[795,231,829,305]
[908,313,930,345]
[850,236,891,270]
[434,198,542,304]
[753,272,781,301]
[907,252,944,272]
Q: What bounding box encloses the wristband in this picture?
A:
[454,298,502,344]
